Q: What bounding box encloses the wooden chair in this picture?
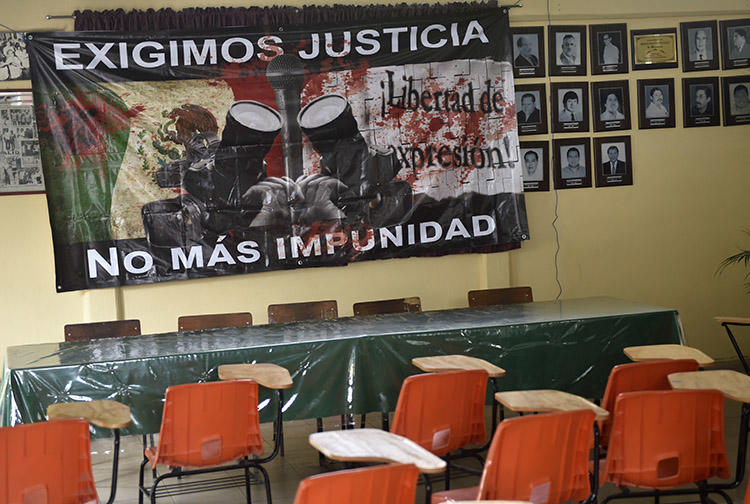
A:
[353,297,422,316]
[178,312,252,331]
[267,299,339,465]
[467,287,533,307]
[268,300,338,324]
[353,297,421,429]
[64,319,141,342]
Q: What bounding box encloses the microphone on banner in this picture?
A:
[265,54,305,181]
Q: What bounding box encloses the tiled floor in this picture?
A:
[92,378,750,504]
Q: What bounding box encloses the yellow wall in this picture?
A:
[0,0,748,362]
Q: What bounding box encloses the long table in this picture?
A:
[1,297,682,437]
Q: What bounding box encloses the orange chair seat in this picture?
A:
[431,486,479,503]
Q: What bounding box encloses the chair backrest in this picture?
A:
[599,359,700,447]
[391,370,487,457]
[178,312,253,331]
[64,319,141,342]
[353,297,422,316]
[292,463,419,504]
[151,380,264,468]
[268,300,338,324]
[605,389,730,489]
[478,409,594,504]
[0,419,98,504]
[468,287,533,307]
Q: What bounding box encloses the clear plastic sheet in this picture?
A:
[1,297,681,437]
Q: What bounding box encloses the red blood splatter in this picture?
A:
[429,117,444,132]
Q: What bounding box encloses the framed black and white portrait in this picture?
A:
[0,90,44,195]
[515,83,548,135]
[631,28,679,70]
[590,24,628,74]
[591,80,631,132]
[512,27,545,79]
[0,33,30,82]
[722,76,750,126]
[594,136,632,188]
[553,137,591,190]
[682,77,720,128]
[637,79,675,129]
[720,18,750,70]
[680,21,719,72]
[548,25,587,76]
[550,82,589,133]
[520,141,549,192]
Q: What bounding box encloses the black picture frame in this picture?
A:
[631,28,679,70]
[594,136,633,188]
[637,78,676,129]
[512,27,546,79]
[550,82,589,133]
[589,23,629,75]
[680,20,719,72]
[722,76,750,126]
[520,141,549,192]
[0,89,45,195]
[553,137,591,190]
[591,80,631,132]
[515,83,548,135]
[0,33,31,82]
[720,18,750,70]
[548,25,588,76]
[682,77,720,128]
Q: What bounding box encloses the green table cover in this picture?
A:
[1,297,681,437]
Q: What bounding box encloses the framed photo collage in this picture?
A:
[512,18,750,192]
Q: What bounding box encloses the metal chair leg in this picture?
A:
[256,463,273,504]
[138,435,148,504]
[423,473,433,504]
[106,428,121,504]
[244,466,252,504]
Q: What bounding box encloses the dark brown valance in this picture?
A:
[73,2,499,31]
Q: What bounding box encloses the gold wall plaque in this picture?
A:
[634,33,678,64]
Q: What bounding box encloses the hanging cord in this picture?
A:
[545,0,563,301]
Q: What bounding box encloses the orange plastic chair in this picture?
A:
[0,419,99,504]
[602,389,730,504]
[138,380,271,504]
[293,463,420,504]
[599,359,699,448]
[432,409,595,503]
[391,369,488,457]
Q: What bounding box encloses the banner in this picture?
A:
[28,8,528,292]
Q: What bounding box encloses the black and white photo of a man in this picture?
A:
[559,89,581,121]
[730,83,750,115]
[521,148,543,182]
[730,27,750,59]
[517,92,541,124]
[557,33,580,65]
[645,86,669,118]
[561,145,586,179]
[690,84,713,116]
[601,144,627,175]
[600,32,622,64]
[689,28,713,62]
[514,35,539,67]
